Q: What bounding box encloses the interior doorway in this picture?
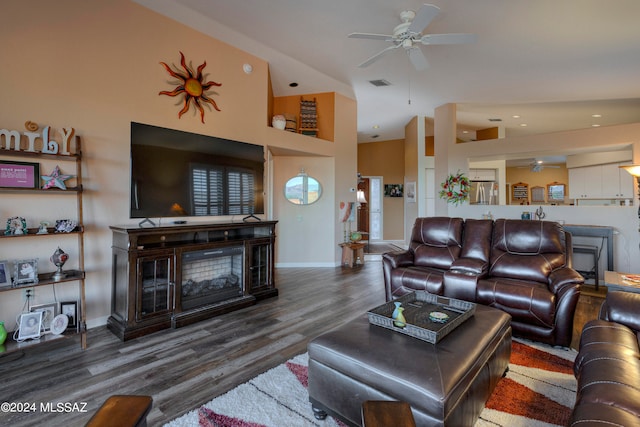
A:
[359,176,383,242]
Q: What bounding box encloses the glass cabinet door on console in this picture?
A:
[248,240,272,294]
[136,253,175,321]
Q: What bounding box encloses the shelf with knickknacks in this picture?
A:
[0,120,87,351]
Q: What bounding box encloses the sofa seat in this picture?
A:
[570,291,640,426]
[477,277,555,329]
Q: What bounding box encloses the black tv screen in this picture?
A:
[130,122,264,219]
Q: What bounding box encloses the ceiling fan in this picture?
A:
[348,4,476,70]
[518,160,562,172]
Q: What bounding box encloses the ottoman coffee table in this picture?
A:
[308,303,511,427]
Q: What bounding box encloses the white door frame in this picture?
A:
[366,176,383,242]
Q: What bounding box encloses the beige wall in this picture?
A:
[0,0,357,329]
[357,139,405,240]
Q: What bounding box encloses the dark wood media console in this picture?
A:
[107,221,277,340]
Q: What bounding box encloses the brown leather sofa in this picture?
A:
[382,217,583,347]
[570,291,640,427]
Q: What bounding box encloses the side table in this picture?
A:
[340,242,366,268]
[604,270,640,293]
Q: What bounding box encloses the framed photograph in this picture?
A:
[0,160,40,189]
[384,184,403,197]
[31,303,57,331]
[5,216,27,236]
[17,311,42,341]
[13,259,38,285]
[0,260,11,288]
[60,301,78,331]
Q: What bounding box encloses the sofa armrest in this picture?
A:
[599,291,640,332]
[450,257,488,276]
[548,267,584,294]
[381,250,414,269]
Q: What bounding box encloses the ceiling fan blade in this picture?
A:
[407,4,441,34]
[348,32,394,41]
[419,33,477,45]
[407,47,429,70]
[358,44,401,68]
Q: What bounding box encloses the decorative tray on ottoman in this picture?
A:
[367,291,476,343]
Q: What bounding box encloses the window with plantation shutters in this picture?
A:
[191,164,255,216]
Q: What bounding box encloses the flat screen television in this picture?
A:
[130,122,264,220]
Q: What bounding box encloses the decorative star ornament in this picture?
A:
[41,165,74,190]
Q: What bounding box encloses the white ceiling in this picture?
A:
[136,0,640,143]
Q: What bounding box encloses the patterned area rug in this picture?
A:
[165,339,576,427]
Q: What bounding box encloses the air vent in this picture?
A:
[488,118,502,122]
[369,79,391,87]
[370,134,380,139]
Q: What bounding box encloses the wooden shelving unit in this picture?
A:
[298,97,319,137]
[0,139,87,352]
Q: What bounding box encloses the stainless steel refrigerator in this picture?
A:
[470,181,499,205]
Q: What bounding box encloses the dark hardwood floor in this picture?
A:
[0,260,605,427]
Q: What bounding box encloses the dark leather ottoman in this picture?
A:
[308,304,512,427]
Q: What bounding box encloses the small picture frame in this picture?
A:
[384,184,403,197]
[0,260,11,288]
[18,311,43,341]
[0,160,40,189]
[5,216,27,236]
[30,303,58,332]
[14,259,38,285]
[60,301,78,331]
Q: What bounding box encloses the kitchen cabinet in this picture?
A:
[469,169,496,181]
[569,163,633,200]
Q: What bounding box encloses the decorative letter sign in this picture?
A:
[0,122,76,156]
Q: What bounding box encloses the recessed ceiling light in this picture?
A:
[520,123,527,127]
[372,125,380,129]
[592,124,601,127]
[289,82,298,87]
[512,115,520,119]
[462,130,469,134]
[592,114,602,118]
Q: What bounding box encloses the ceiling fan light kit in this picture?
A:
[348,4,476,70]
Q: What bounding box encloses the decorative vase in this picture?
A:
[393,307,406,328]
[391,302,402,320]
[0,321,7,346]
[350,231,362,242]
[272,115,286,130]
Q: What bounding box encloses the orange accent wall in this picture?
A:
[425,135,435,156]
[272,92,335,141]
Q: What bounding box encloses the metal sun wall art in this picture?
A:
[159,51,222,123]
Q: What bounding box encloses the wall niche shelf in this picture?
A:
[0,138,87,353]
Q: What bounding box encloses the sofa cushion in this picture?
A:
[574,319,640,376]
[490,219,567,283]
[409,217,463,270]
[476,277,555,328]
[574,357,640,419]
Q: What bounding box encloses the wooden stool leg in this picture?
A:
[85,395,152,427]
